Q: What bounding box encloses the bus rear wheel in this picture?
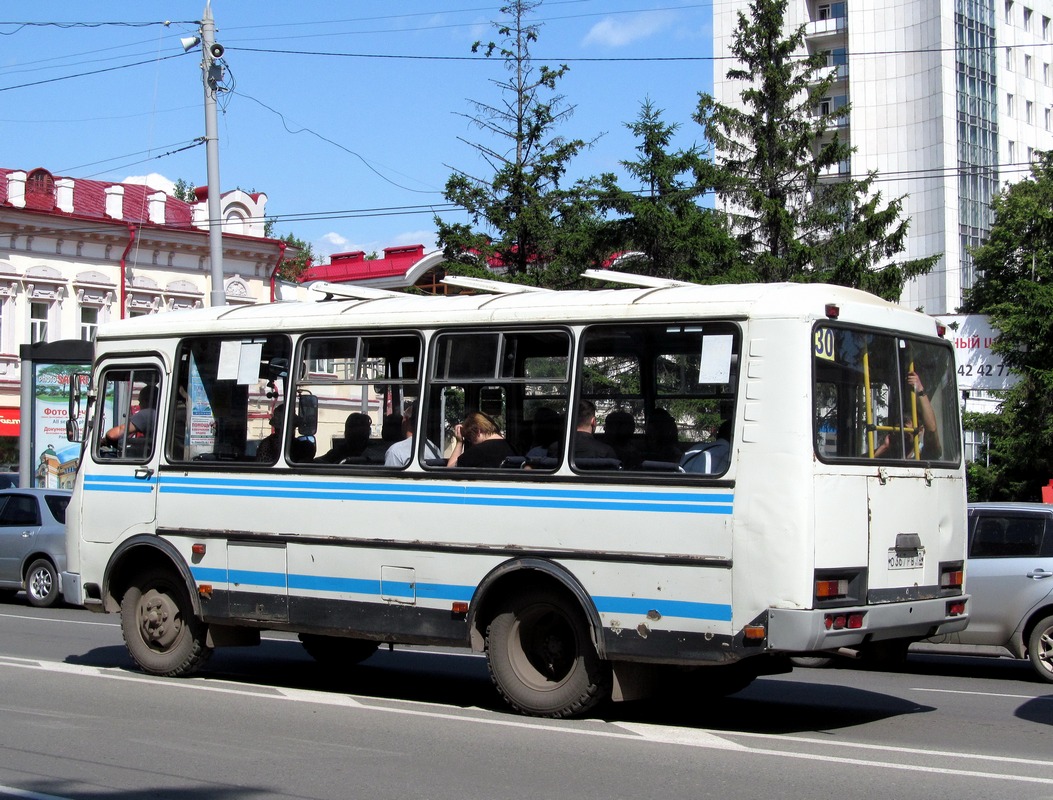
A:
[120,568,211,677]
[485,588,610,718]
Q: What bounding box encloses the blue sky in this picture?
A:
[0,1,714,262]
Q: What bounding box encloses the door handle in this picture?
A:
[1026,568,1053,579]
[134,467,155,480]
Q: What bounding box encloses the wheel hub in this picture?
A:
[139,589,182,649]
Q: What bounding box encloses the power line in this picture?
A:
[0,52,186,93]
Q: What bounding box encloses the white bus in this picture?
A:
[62,273,968,717]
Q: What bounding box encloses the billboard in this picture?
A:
[933,314,1018,392]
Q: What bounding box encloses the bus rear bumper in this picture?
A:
[766,595,970,653]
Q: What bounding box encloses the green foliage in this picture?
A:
[693,0,933,300]
[593,99,740,282]
[172,178,196,203]
[963,152,1053,499]
[436,0,604,286]
[273,231,314,283]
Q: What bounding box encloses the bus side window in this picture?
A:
[95,368,161,463]
[168,335,292,464]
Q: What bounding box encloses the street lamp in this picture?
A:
[182,2,226,307]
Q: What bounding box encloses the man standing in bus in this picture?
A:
[875,370,941,459]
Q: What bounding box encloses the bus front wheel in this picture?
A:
[120,568,211,677]
[485,588,610,718]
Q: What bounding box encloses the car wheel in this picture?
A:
[24,558,59,608]
[1027,614,1053,683]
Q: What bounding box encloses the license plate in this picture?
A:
[888,547,925,569]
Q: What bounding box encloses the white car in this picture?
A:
[0,488,72,608]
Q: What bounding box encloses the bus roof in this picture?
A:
[95,280,943,342]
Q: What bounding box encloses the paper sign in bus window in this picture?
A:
[699,334,733,385]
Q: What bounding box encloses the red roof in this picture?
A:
[0,167,194,227]
[305,244,428,282]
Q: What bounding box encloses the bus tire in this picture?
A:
[298,633,378,666]
[485,588,610,718]
[1027,615,1053,683]
[24,558,60,608]
[120,568,211,677]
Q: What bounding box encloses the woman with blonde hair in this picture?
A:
[447,411,516,467]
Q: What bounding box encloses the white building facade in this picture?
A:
[0,166,291,458]
[713,0,1053,314]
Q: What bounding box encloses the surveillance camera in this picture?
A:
[209,42,225,59]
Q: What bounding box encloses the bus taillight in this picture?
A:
[815,578,848,599]
[824,612,864,630]
[940,565,964,590]
[946,600,966,617]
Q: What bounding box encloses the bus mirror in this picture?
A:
[66,418,80,443]
[67,370,88,442]
[297,394,318,436]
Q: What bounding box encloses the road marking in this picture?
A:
[914,686,1053,701]
[2,656,1052,786]
[0,784,74,800]
[0,612,116,628]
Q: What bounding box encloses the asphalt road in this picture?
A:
[1,599,1051,800]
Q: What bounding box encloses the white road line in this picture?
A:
[0,612,116,628]
[2,656,1051,786]
[913,686,1053,701]
[0,784,74,800]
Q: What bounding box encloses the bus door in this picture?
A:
[81,361,164,545]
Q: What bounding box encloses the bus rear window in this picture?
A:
[813,326,961,464]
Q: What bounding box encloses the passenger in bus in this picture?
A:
[104,384,157,444]
[874,370,941,459]
[447,411,516,467]
[643,408,684,462]
[315,412,386,464]
[384,401,441,467]
[550,399,618,461]
[525,406,562,459]
[255,403,289,463]
[681,420,732,474]
[602,409,641,468]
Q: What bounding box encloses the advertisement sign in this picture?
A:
[933,314,1018,392]
[32,363,88,489]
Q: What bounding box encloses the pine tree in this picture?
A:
[594,99,740,282]
[435,0,600,285]
[694,0,934,300]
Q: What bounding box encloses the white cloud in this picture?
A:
[321,232,350,249]
[583,12,674,48]
[122,172,176,195]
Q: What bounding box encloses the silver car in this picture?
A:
[0,488,71,608]
[919,502,1053,682]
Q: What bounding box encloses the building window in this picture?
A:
[30,302,49,344]
[1043,15,1050,40]
[818,3,831,20]
[1028,146,1035,162]
[1025,54,1033,77]
[1007,93,1015,116]
[1045,62,1050,85]
[1045,107,1051,130]
[1008,140,1016,162]
[1024,7,1033,31]
[80,307,99,342]
[1006,47,1013,70]
[1026,99,1034,124]
[1006,0,1014,24]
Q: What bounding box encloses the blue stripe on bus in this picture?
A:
[189,567,728,621]
[83,474,157,493]
[594,595,733,622]
[146,475,733,515]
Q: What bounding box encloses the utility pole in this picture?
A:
[198,2,226,306]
